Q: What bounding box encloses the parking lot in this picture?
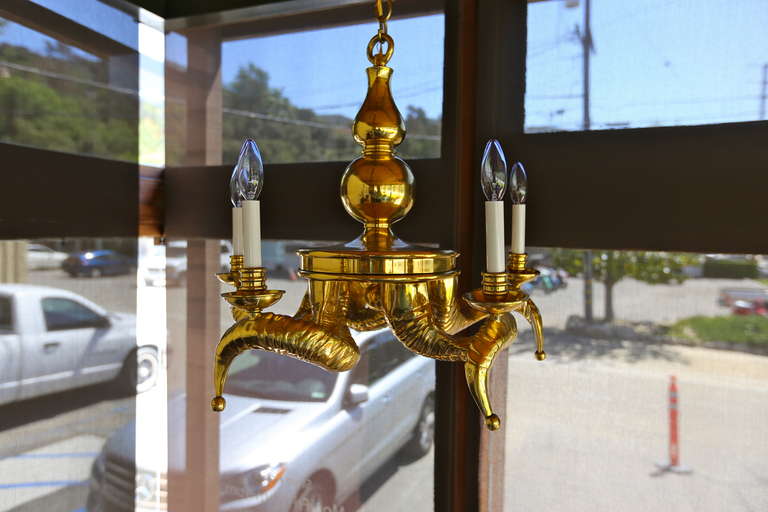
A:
[2,269,765,511]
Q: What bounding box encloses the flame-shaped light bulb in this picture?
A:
[481,139,507,201]
[229,169,244,207]
[509,161,528,254]
[481,139,507,273]
[235,139,264,201]
[509,162,527,204]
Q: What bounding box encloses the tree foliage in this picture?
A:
[222,64,441,164]
[0,41,138,161]
[551,249,699,322]
[1,38,442,166]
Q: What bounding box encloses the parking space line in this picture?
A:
[1,452,99,460]
[0,480,86,490]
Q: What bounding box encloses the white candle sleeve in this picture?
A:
[243,200,262,267]
[485,201,505,273]
[511,204,526,254]
[231,207,243,255]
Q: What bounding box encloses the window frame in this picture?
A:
[0,1,765,512]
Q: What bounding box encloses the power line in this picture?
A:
[223,107,440,140]
[0,60,137,96]
[0,60,440,139]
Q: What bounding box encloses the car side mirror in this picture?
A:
[346,383,369,406]
[96,316,111,329]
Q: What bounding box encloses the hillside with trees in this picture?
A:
[0,27,441,166]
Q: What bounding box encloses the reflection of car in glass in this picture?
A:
[528,267,567,294]
[63,250,134,278]
[718,288,768,307]
[732,299,768,316]
[141,241,232,287]
[0,285,159,406]
[87,329,435,512]
[26,243,69,270]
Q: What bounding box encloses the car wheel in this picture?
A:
[401,395,435,459]
[290,475,333,512]
[116,346,159,394]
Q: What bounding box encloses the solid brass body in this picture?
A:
[211,4,545,430]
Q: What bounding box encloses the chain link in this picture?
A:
[368,0,394,65]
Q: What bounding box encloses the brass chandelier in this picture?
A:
[211,0,545,431]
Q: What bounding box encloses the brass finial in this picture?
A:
[339,1,413,250]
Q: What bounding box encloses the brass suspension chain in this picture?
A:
[367,0,394,65]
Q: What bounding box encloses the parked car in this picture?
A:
[86,328,435,512]
[732,299,768,316]
[0,284,159,406]
[26,243,69,270]
[528,267,568,294]
[717,287,768,307]
[63,250,134,278]
[141,241,232,287]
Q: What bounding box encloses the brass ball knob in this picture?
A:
[211,395,226,412]
[535,351,547,361]
[485,414,501,431]
[340,155,414,227]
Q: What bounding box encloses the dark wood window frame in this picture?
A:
[1,1,766,511]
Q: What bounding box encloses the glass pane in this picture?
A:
[220,14,444,164]
[0,1,142,161]
[525,0,768,132]
[0,237,167,512]
[504,248,768,511]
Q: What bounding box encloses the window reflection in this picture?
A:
[0,0,166,164]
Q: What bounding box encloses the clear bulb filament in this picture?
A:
[481,139,507,201]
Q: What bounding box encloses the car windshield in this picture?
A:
[226,350,337,402]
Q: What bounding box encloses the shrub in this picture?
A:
[702,259,758,279]
[669,315,768,345]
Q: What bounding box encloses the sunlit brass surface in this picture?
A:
[216,254,243,286]
[211,1,546,430]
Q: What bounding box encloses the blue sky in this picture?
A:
[220,0,768,129]
[525,0,768,130]
[222,14,445,119]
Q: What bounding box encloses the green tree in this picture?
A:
[551,249,698,323]
[0,40,138,161]
[222,64,442,164]
[398,105,440,159]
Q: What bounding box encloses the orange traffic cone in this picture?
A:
[655,376,692,475]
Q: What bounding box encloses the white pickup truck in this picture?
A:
[0,284,159,406]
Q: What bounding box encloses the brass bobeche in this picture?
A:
[211,1,545,430]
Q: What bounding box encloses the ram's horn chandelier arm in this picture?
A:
[211,0,546,430]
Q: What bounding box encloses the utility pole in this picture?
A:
[580,0,594,322]
[760,63,768,120]
[581,0,592,131]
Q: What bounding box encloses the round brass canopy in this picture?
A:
[299,242,457,279]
